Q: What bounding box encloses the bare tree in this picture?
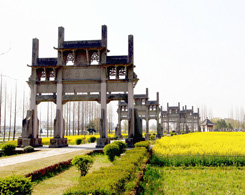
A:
[108,104,113,134]
[78,101,80,135]
[22,90,25,121]
[8,92,12,141]
[3,84,7,141]
[47,102,49,137]
[0,75,2,134]
[39,105,42,138]
[73,102,75,135]
[13,81,17,140]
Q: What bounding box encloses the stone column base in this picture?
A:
[156,134,163,139]
[145,133,150,140]
[96,138,110,148]
[17,138,43,148]
[126,138,134,148]
[126,137,146,148]
[49,138,68,148]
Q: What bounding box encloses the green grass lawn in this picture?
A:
[141,165,245,195]
[0,150,90,178]
[32,153,113,195]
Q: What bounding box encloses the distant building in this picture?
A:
[200,118,215,132]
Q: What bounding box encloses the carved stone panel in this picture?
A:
[63,67,101,80]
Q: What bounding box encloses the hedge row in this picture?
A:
[65,147,149,194]
[150,155,245,167]
[24,159,72,181]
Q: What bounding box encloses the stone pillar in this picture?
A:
[101,25,107,64]
[197,108,201,132]
[156,92,162,138]
[177,102,180,134]
[116,102,122,138]
[58,26,64,65]
[191,106,194,133]
[96,67,110,148]
[167,103,170,134]
[145,107,149,140]
[126,35,136,147]
[127,81,134,137]
[101,25,107,48]
[18,39,42,148]
[49,68,67,148]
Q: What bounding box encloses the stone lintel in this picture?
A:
[36,94,128,104]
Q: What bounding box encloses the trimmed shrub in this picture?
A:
[170,132,177,136]
[72,155,94,176]
[103,143,119,161]
[1,143,16,156]
[135,141,150,151]
[64,147,148,195]
[150,135,156,140]
[112,141,127,155]
[88,136,97,143]
[0,175,33,194]
[76,138,82,145]
[23,146,34,153]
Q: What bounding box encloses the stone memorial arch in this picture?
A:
[117,88,162,140]
[18,25,139,148]
[161,103,200,134]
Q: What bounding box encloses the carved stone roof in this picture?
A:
[148,101,158,105]
[37,58,57,66]
[134,94,148,99]
[61,40,102,49]
[106,56,128,64]
[168,106,179,109]
[200,118,215,126]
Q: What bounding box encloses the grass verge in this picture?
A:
[0,150,89,178]
[140,165,245,195]
[32,153,113,195]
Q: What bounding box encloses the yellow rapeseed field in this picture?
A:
[153,132,245,157]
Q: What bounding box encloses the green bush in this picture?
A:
[170,132,177,136]
[72,155,94,176]
[23,146,34,153]
[65,147,148,195]
[150,135,156,140]
[112,135,119,140]
[1,143,16,156]
[103,143,119,161]
[76,138,82,145]
[112,141,127,155]
[135,141,150,151]
[0,175,33,194]
[88,136,97,143]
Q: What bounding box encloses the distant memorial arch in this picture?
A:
[161,103,200,134]
[18,25,139,148]
[117,88,162,140]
